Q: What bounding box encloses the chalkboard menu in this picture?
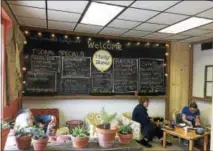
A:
[23,30,167,96]
[31,55,60,72]
[25,71,56,93]
[139,59,165,95]
[113,58,138,93]
[61,78,90,94]
[62,57,91,78]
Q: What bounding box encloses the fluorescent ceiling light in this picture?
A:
[159,17,213,34]
[81,2,124,26]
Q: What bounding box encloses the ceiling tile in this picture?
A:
[197,8,213,19]
[148,13,188,25]
[10,5,46,19]
[135,23,167,32]
[17,17,46,28]
[8,1,45,8]
[100,27,128,36]
[180,36,212,42]
[180,28,212,36]
[122,30,150,37]
[48,21,76,31]
[143,32,172,38]
[118,8,159,22]
[108,19,140,29]
[164,34,191,40]
[75,24,103,33]
[131,1,180,11]
[95,1,134,6]
[47,1,89,13]
[199,23,213,30]
[48,10,81,22]
[166,1,213,15]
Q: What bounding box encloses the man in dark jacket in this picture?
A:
[132,97,172,148]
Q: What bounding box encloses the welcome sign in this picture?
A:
[88,41,122,51]
[92,50,112,72]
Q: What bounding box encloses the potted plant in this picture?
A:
[32,127,48,151]
[1,120,10,150]
[14,126,33,150]
[117,123,133,144]
[71,125,90,148]
[96,108,117,148]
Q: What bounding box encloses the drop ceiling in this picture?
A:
[6,0,213,43]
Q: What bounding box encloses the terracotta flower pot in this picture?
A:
[117,133,133,145]
[71,136,89,148]
[15,135,32,150]
[96,125,117,148]
[33,137,48,151]
[1,128,10,150]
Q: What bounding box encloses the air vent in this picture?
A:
[201,42,213,51]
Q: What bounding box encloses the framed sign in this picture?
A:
[204,65,213,98]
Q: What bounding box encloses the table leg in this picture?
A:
[204,135,208,151]
[189,140,194,151]
[163,131,167,148]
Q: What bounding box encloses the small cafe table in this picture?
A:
[162,127,210,151]
[5,135,143,151]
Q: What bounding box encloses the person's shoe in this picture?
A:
[137,139,152,148]
[161,140,172,146]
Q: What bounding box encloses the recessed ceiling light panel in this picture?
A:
[81,2,124,26]
[159,17,213,34]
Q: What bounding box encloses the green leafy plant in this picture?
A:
[100,107,117,129]
[72,125,90,138]
[14,125,33,137]
[32,127,47,140]
[1,120,10,129]
[118,123,132,135]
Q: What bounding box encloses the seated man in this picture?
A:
[181,102,201,127]
[16,109,56,136]
[132,97,172,148]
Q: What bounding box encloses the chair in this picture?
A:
[121,112,142,141]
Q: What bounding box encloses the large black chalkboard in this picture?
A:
[61,78,90,94]
[22,30,167,96]
[62,57,91,78]
[25,71,56,93]
[139,59,165,95]
[31,55,60,72]
[113,58,138,93]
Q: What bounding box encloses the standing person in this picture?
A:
[132,97,172,148]
[181,102,201,127]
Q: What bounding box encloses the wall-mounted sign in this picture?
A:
[92,50,112,72]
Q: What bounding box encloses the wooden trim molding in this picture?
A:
[188,45,193,104]
[192,96,212,102]
[23,95,167,101]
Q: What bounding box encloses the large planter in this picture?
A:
[117,133,133,145]
[96,125,117,148]
[71,136,89,148]
[33,137,48,151]
[1,128,10,150]
[15,135,32,150]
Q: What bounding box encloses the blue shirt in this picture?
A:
[181,106,200,121]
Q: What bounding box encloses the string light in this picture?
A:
[127,42,131,46]
[38,32,42,37]
[88,38,92,41]
[155,43,159,47]
[76,36,80,40]
[22,91,25,94]
[25,55,29,59]
[165,52,169,56]
[165,44,169,47]
[189,44,192,48]
[24,30,29,35]
[107,40,110,43]
[117,42,120,45]
[22,67,27,71]
[165,73,168,77]
[64,35,68,39]
[23,81,26,84]
[145,42,150,46]
[24,41,27,45]
[51,34,55,38]
[136,42,140,46]
[163,64,167,67]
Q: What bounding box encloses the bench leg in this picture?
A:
[163,131,167,148]
[189,140,194,151]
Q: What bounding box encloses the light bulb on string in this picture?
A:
[64,35,68,39]
[38,32,42,37]
[23,81,26,84]
[88,38,92,41]
[165,52,169,56]
[51,34,55,38]
[136,42,140,46]
[24,41,27,45]
[163,63,167,67]
[127,42,131,46]
[22,91,25,94]
[107,40,110,43]
[165,73,168,77]
[76,36,80,40]
[22,67,27,71]
[165,44,169,47]
[24,30,29,35]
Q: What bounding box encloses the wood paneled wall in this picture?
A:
[169,42,191,118]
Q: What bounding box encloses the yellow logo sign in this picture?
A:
[92,50,112,72]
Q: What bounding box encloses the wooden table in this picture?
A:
[5,135,143,151]
[162,127,210,151]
